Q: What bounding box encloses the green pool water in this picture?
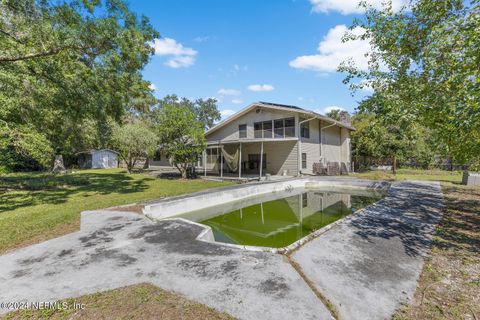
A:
[196,190,383,248]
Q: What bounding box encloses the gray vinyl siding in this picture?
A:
[237,141,298,176]
[300,119,321,174]
[340,127,351,165]
[264,141,298,176]
[321,122,342,164]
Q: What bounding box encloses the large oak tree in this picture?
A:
[0,0,158,171]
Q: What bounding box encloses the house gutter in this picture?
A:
[297,117,316,175]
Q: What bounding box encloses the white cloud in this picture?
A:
[231,99,243,104]
[149,83,156,91]
[289,25,370,73]
[193,36,211,43]
[314,105,346,115]
[165,56,195,68]
[247,84,275,92]
[220,109,236,119]
[309,0,407,15]
[218,88,241,96]
[152,38,196,56]
[151,38,197,68]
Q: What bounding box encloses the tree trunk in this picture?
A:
[52,154,66,173]
[392,156,397,175]
[127,158,133,173]
[181,168,187,179]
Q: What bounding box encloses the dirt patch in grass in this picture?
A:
[3,283,235,320]
[393,184,480,320]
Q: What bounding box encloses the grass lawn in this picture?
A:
[351,168,463,183]
[4,283,234,320]
[351,169,480,319]
[0,168,232,254]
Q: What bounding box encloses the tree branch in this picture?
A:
[0,45,90,62]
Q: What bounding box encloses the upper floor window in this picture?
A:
[254,120,274,138]
[273,117,295,138]
[254,117,295,139]
[254,122,262,138]
[284,118,295,137]
[274,119,284,138]
[301,121,310,139]
[239,124,247,138]
[263,121,272,138]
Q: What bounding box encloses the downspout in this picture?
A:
[297,117,316,176]
[320,122,337,165]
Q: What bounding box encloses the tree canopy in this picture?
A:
[111,121,157,173]
[152,97,208,179]
[341,0,480,169]
[0,0,158,171]
[351,110,440,172]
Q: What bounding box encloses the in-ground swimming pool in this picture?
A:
[178,188,384,248]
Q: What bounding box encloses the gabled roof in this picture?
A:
[206,101,354,136]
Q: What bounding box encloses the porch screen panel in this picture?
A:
[263,121,273,138]
[285,118,295,137]
[254,122,262,138]
[274,119,284,138]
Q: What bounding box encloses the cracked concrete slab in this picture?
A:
[0,211,332,320]
[0,179,443,320]
[292,181,444,320]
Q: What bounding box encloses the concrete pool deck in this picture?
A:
[0,179,443,320]
[292,180,444,319]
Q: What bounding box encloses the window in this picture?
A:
[263,121,273,138]
[252,118,296,139]
[302,153,307,169]
[301,121,310,138]
[284,117,295,137]
[253,121,273,138]
[274,119,284,138]
[302,193,308,208]
[254,122,262,138]
[239,124,247,138]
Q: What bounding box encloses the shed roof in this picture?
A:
[76,149,119,155]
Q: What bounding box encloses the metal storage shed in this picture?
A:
[77,149,118,169]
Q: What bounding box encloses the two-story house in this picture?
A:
[200,101,354,178]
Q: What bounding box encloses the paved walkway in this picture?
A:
[0,181,443,320]
[0,211,331,320]
[292,181,444,320]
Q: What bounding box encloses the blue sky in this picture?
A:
[132,0,398,118]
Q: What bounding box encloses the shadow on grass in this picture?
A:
[0,171,154,213]
[432,186,480,254]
